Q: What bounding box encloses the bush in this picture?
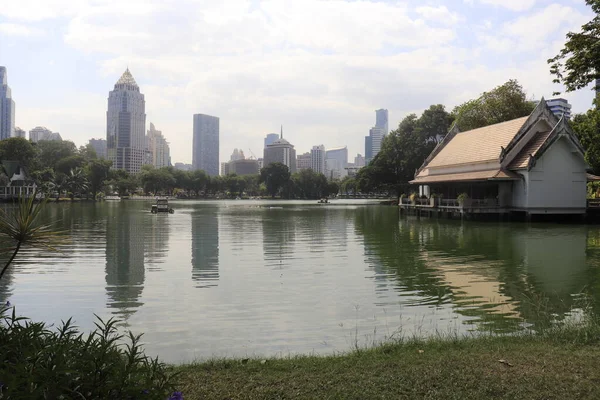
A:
[0,306,181,399]
[457,193,469,203]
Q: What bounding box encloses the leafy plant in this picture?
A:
[0,307,180,399]
[0,195,66,281]
[409,193,418,202]
[457,193,470,204]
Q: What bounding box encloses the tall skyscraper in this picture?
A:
[546,98,572,119]
[264,133,279,147]
[325,146,348,180]
[310,145,326,174]
[107,68,146,173]
[146,123,171,167]
[193,114,220,176]
[230,148,245,161]
[365,109,388,164]
[263,128,296,173]
[375,108,389,134]
[89,138,108,159]
[354,154,365,168]
[0,67,15,140]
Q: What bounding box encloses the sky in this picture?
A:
[0,0,597,165]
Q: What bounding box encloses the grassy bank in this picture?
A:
[176,326,600,399]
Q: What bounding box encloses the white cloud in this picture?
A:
[0,23,43,37]
[416,6,462,25]
[478,0,537,11]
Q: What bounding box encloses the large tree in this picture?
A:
[571,108,600,174]
[37,140,78,171]
[548,0,600,94]
[86,159,112,200]
[0,137,37,170]
[452,80,535,131]
[260,162,290,198]
[292,169,328,199]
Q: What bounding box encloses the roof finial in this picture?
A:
[281,124,283,139]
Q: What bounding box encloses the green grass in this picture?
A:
[175,325,600,399]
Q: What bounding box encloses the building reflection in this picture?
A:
[191,209,219,288]
[105,207,145,320]
[354,207,593,331]
[261,207,296,268]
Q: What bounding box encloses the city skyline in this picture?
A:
[0,1,598,164]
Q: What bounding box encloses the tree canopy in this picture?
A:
[452,80,535,131]
[260,163,291,198]
[571,107,600,174]
[548,0,600,94]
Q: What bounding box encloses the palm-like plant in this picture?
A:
[0,195,66,281]
[66,168,89,200]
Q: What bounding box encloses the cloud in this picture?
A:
[478,0,537,11]
[0,0,85,21]
[415,6,462,26]
[0,23,44,37]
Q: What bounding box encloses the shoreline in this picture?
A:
[174,326,600,399]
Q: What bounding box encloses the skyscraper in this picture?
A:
[310,145,326,174]
[264,133,279,148]
[14,127,25,138]
[296,152,311,171]
[263,128,296,173]
[193,114,219,176]
[146,123,171,167]
[0,67,15,140]
[546,98,572,119]
[325,146,348,179]
[89,138,107,159]
[29,126,62,142]
[106,68,146,173]
[354,154,365,167]
[375,108,389,134]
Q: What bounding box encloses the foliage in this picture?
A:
[457,193,470,203]
[291,169,329,199]
[548,0,600,94]
[107,169,139,197]
[139,165,177,195]
[36,140,79,171]
[571,107,600,174]
[0,195,66,281]
[260,163,291,198]
[87,159,113,200]
[0,138,37,171]
[0,308,179,399]
[65,167,90,199]
[452,80,535,131]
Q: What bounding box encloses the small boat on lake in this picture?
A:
[318,198,330,204]
[151,197,174,214]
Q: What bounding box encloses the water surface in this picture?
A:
[1,200,599,363]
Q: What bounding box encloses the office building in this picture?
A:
[29,126,62,142]
[310,145,326,174]
[354,154,365,168]
[107,68,146,173]
[89,138,107,159]
[221,162,230,176]
[263,129,296,173]
[175,162,193,171]
[230,148,245,161]
[193,114,219,176]
[264,133,279,148]
[375,108,389,134]
[325,146,348,180]
[546,98,572,119]
[146,123,170,168]
[296,152,311,171]
[14,127,25,138]
[229,159,259,176]
[0,67,15,140]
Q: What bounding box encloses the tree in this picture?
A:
[79,144,98,162]
[189,170,208,197]
[571,108,600,174]
[260,163,291,198]
[86,159,112,200]
[65,168,89,200]
[417,104,454,144]
[548,1,600,94]
[0,138,37,170]
[291,169,328,199]
[37,141,78,171]
[55,155,86,175]
[107,169,139,197]
[139,166,176,195]
[452,80,535,131]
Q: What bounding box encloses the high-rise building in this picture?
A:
[221,162,230,176]
[107,68,146,173]
[365,109,388,164]
[29,126,62,142]
[296,152,311,171]
[175,162,193,171]
[193,114,220,176]
[89,138,107,159]
[310,145,326,174]
[546,98,572,119]
[354,154,365,167]
[325,146,348,180]
[146,123,170,168]
[375,108,389,134]
[229,159,259,176]
[14,127,25,138]
[0,67,15,140]
[230,148,245,161]
[264,133,279,148]
[263,129,296,173]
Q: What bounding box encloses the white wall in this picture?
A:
[526,137,587,211]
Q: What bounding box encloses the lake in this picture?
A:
[1,200,599,363]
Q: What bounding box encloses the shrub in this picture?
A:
[409,193,418,202]
[457,193,469,203]
[0,306,180,399]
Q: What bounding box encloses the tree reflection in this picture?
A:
[191,209,219,288]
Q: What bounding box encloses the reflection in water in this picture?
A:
[262,208,296,268]
[191,210,219,288]
[105,207,146,319]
